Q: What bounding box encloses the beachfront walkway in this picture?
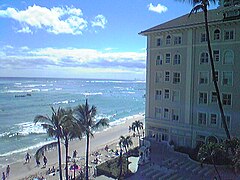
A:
[127,140,240,180]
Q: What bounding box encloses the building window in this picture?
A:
[224,30,234,40]
[199,72,209,84]
[155,107,161,118]
[221,115,231,129]
[200,52,209,64]
[166,35,171,45]
[164,71,170,82]
[155,71,163,83]
[155,90,162,100]
[199,92,208,104]
[172,109,180,121]
[165,53,171,64]
[201,33,207,42]
[173,72,181,84]
[222,93,232,105]
[214,29,220,40]
[198,112,207,125]
[213,50,220,62]
[173,54,181,65]
[211,92,218,103]
[164,89,170,99]
[157,38,161,46]
[174,36,182,45]
[222,71,233,86]
[172,90,180,102]
[210,114,217,125]
[156,54,163,65]
[163,108,169,119]
[223,50,234,64]
[212,71,219,82]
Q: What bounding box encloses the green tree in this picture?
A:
[178,0,231,142]
[74,99,109,180]
[119,135,133,154]
[198,142,227,180]
[132,120,143,144]
[34,107,65,180]
[61,108,83,180]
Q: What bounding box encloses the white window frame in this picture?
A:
[155,89,162,100]
[224,29,235,40]
[173,54,181,65]
[172,109,180,121]
[213,29,221,40]
[199,92,208,105]
[213,50,220,62]
[198,112,207,125]
[163,108,169,119]
[222,93,232,106]
[165,53,171,64]
[174,36,182,45]
[222,71,233,86]
[210,113,218,126]
[199,71,209,84]
[211,91,218,104]
[164,89,170,99]
[200,52,209,64]
[173,72,181,84]
[164,71,170,82]
[156,54,163,65]
[166,35,171,45]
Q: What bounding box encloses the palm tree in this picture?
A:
[61,108,83,180]
[74,99,109,180]
[132,120,143,144]
[118,135,133,180]
[178,0,231,143]
[198,142,226,180]
[34,107,65,180]
[119,135,133,154]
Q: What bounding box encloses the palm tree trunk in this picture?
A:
[211,156,221,180]
[85,133,90,180]
[203,7,231,141]
[57,136,63,180]
[65,137,69,180]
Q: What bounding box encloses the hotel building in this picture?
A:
[140,0,240,148]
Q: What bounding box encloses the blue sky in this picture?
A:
[0,0,218,80]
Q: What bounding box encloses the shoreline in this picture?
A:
[0,114,145,179]
[0,113,144,167]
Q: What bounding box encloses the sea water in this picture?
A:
[0,77,145,166]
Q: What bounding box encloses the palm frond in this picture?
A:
[189,4,204,17]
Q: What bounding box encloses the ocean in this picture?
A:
[0,77,145,167]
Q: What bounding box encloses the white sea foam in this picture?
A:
[0,140,56,157]
[53,99,76,105]
[16,122,46,136]
[55,88,62,91]
[81,92,103,96]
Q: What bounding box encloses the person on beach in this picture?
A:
[25,153,31,163]
[2,172,5,180]
[129,126,131,133]
[43,156,47,167]
[73,150,77,158]
[6,165,10,177]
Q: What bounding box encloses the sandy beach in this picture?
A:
[0,114,144,180]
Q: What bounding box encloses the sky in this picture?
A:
[0,0,218,80]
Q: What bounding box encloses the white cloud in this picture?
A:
[148,3,168,14]
[0,5,88,35]
[17,26,32,34]
[91,14,107,29]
